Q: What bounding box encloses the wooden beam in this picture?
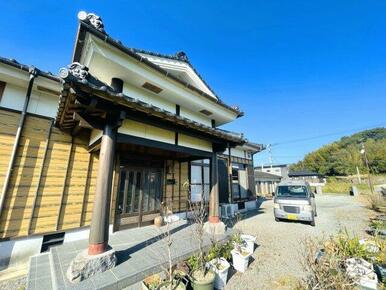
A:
[56,137,74,231]
[116,134,213,159]
[28,119,54,235]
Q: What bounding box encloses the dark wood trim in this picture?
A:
[116,134,213,158]
[28,119,54,235]
[188,160,192,201]
[124,112,227,145]
[176,105,180,116]
[178,161,182,213]
[56,137,74,230]
[0,81,6,102]
[171,160,175,210]
[175,132,178,145]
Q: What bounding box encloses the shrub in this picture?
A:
[367,193,386,211]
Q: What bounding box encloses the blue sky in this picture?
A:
[1,1,386,165]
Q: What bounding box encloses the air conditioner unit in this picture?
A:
[221,204,232,218]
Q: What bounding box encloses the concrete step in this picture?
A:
[26,252,54,290]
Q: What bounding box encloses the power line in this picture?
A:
[270,123,386,147]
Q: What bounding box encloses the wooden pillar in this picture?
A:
[227,144,233,204]
[209,153,219,223]
[88,120,117,255]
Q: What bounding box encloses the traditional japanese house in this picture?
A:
[0,11,262,270]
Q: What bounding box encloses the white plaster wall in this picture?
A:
[178,133,212,152]
[0,236,43,270]
[87,37,238,125]
[180,107,212,127]
[122,82,175,113]
[119,119,175,144]
[224,148,247,159]
[0,83,58,118]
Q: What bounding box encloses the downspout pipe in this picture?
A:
[0,67,38,218]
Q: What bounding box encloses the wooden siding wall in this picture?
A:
[164,160,189,213]
[0,109,101,239]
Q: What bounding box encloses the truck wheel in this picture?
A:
[310,219,316,227]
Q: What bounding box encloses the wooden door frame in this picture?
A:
[115,163,164,230]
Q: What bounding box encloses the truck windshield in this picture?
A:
[276,185,308,197]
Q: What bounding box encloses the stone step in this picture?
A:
[26,252,54,290]
[25,221,231,290]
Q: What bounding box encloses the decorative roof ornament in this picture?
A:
[175,51,189,62]
[59,62,89,80]
[77,11,105,33]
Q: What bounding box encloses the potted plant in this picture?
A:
[240,234,256,254]
[142,272,187,290]
[231,243,252,273]
[206,243,230,289]
[186,187,215,290]
[142,203,188,290]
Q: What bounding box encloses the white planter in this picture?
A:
[208,258,230,289]
[240,234,256,254]
[231,248,251,273]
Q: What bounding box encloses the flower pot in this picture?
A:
[142,279,187,290]
[240,234,256,254]
[374,264,386,284]
[142,274,187,290]
[231,248,251,273]
[208,258,230,289]
[190,270,215,290]
[154,216,163,227]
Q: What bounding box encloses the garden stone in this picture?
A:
[66,248,117,283]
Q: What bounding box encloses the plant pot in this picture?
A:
[190,270,215,290]
[154,216,163,227]
[374,264,386,284]
[208,258,230,289]
[240,234,256,254]
[231,247,251,273]
[142,279,187,290]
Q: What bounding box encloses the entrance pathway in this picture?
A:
[26,220,229,290]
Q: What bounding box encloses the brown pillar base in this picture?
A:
[88,242,108,255]
[208,216,220,223]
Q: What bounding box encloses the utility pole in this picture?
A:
[360,143,374,194]
[356,166,362,184]
[267,144,273,169]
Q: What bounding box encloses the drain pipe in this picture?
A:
[0,67,38,217]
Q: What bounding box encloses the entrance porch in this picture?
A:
[26,220,230,290]
[113,139,213,231]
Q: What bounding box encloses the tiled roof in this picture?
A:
[56,70,246,144]
[0,56,60,82]
[254,171,282,180]
[73,17,243,117]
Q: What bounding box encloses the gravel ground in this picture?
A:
[0,276,26,290]
[225,195,372,290]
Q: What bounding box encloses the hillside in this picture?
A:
[291,127,386,176]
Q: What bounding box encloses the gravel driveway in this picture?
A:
[225,195,372,290]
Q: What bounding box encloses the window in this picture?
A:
[190,159,210,202]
